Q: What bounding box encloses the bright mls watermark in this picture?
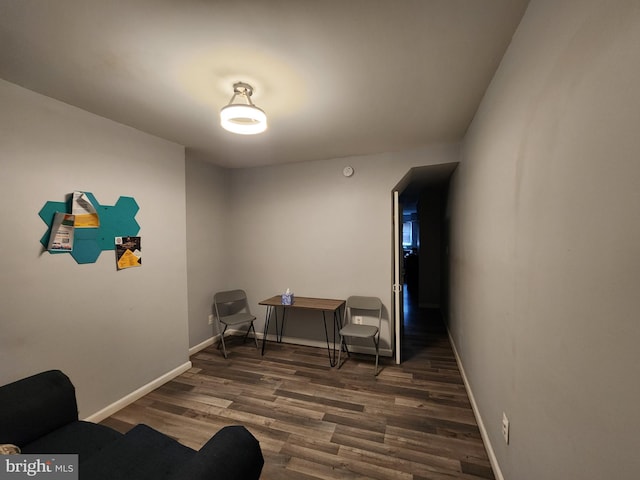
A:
[0,455,78,480]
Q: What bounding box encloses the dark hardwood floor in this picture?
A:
[101,291,494,480]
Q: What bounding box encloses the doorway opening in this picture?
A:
[393,163,457,363]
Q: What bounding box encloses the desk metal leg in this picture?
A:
[263,304,346,367]
[279,308,286,342]
[322,308,345,367]
[321,311,334,366]
[262,305,286,356]
[261,305,272,356]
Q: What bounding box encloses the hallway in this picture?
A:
[401,285,450,363]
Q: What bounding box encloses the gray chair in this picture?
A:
[213,289,259,358]
[337,295,383,375]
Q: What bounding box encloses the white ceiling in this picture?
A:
[0,0,529,168]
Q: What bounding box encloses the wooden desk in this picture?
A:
[259,296,345,366]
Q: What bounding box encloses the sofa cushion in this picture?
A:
[168,425,264,480]
[0,370,78,447]
[79,424,195,480]
[21,420,122,461]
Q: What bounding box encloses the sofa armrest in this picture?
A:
[169,426,264,480]
[0,370,79,447]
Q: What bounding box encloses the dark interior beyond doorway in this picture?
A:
[402,285,448,361]
[398,163,457,361]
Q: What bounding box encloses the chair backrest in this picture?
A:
[344,295,382,328]
[214,289,250,318]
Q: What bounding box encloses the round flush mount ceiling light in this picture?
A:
[220,82,267,135]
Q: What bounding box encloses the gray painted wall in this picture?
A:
[185,154,231,348]
[418,188,445,308]
[448,1,640,479]
[0,79,190,418]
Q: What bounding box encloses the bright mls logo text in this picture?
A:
[5,458,56,476]
[1,455,78,479]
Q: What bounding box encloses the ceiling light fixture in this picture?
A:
[220,82,267,135]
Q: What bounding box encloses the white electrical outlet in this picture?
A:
[208,314,214,325]
[354,316,363,325]
[502,412,510,444]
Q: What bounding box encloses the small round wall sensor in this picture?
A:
[343,166,354,177]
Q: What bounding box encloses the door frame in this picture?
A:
[393,190,403,365]
[391,162,459,365]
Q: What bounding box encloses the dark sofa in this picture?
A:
[0,370,264,480]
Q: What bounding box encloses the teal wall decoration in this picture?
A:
[39,192,140,264]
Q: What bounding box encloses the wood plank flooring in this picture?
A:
[101,308,494,480]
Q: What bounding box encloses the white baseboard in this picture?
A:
[447,330,504,480]
[189,335,218,356]
[189,331,392,358]
[83,361,192,423]
[261,333,392,357]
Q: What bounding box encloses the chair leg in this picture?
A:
[219,324,228,358]
[242,324,251,343]
[250,323,259,350]
[341,338,350,357]
[337,335,344,369]
[373,336,380,376]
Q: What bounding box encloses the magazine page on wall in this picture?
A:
[115,236,141,270]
